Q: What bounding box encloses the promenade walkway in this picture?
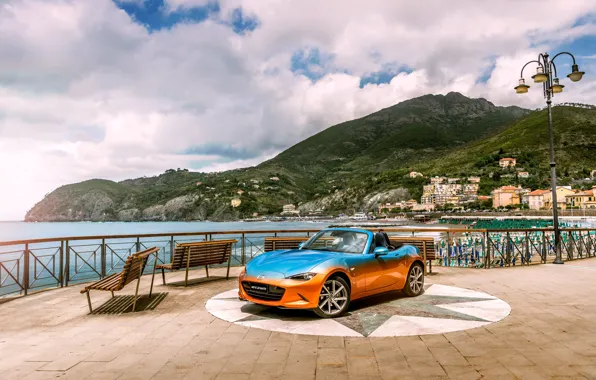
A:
[1,260,595,379]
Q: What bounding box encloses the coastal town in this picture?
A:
[268,156,596,219]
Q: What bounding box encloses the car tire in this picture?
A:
[402,262,424,297]
[313,276,351,318]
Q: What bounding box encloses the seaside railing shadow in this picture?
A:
[1,227,595,298]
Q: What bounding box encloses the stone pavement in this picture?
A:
[1,259,596,379]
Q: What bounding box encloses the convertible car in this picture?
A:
[238,228,425,318]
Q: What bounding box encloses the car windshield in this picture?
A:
[302,230,368,254]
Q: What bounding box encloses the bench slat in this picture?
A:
[264,237,309,252]
[80,247,159,294]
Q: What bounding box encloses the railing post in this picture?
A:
[241,233,246,265]
[136,237,140,252]
[506,232,511,266]
[578,231,583,258]
[170,236,174,263]
[23,243,30,296]
[567,231,573,260]
[484,232,490,269]
[541,232,547,264]
[59,241,64,287]
[101,238,106,278]
[446,232,451,267]
[65,240,70,286]
[525,231,529,265]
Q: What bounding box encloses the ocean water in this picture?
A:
[0,220,331,242]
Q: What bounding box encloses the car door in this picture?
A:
[364,250,407,293]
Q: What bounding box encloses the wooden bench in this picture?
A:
[264,237,310,252]
[81,247,159,313]
[388,236,436,274]
[156,239,237,286]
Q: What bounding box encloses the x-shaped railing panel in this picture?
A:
[29,248,60,289]
[69,244,101,282]
[0,259,24,295]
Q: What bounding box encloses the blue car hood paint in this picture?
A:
[246,249,338,277]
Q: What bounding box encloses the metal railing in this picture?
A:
[0,229,318,298]
[429,228,596,268]
[1,227,595,298]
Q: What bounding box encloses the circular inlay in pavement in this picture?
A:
[205,284,511,337]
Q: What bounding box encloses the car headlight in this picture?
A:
[286,272,316,280]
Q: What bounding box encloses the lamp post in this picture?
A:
[514,52,585,265]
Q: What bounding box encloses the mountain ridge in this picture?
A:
[24,93,595,222]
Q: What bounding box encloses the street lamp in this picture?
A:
[514,52,585,265]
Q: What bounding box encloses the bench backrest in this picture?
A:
[388,236,436,260]
[119,247,159,289]
[169,240,237,270]
[264,237,309,252]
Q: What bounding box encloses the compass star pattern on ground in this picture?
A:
[205,283,511,337]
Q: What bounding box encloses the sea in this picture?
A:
[0,220,334,242]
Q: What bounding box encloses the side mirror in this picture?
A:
[373,246,389,257]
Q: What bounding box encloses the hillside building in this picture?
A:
[421,183,478,206]
[518,171,530,178]
[467,176,481,183]
[526,189,549,210]
[499,157,517,168]
[378,200,419,213]
[282,204,299,215]
[543,186,575,210]
[430,176,446,184]
[412,203,435,212]
[409,171,423,178]
[565,186,596,209]
[492,185,530,208]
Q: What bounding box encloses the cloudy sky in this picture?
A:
[0,0,595,220]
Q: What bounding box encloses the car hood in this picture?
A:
[246,249,337,278]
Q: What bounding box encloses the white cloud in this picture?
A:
[0,0,595,220]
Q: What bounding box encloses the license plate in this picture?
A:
[251,285,267,292]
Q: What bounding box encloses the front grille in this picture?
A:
[242,281,285,301]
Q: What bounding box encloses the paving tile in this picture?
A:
[345,339,374,357]
[283,354,317,375]
[318,336,344,348]
[428,346,469,366]
[3,263,596,380]
[346,356,380,377]
[317,348,347,367]
[441,365,481,380]
[315,364,349,380]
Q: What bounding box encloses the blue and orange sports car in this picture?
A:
[238,228,425,317]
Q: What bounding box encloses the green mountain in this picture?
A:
[25,93,596,222]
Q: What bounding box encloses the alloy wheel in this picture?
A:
[409,265,423,294]
[318,279,348,316]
